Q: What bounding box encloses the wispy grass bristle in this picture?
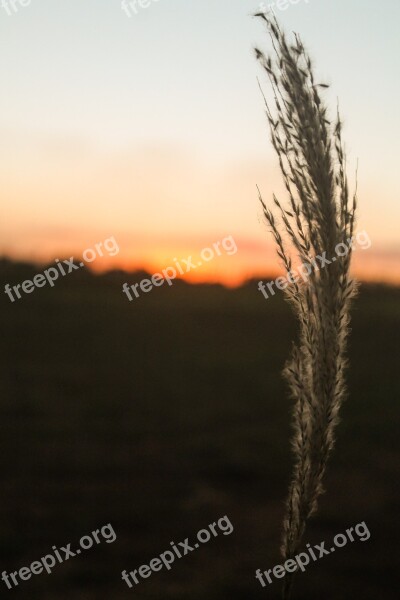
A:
[255,14,358,599]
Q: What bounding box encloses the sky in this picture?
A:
[0,0,399,285]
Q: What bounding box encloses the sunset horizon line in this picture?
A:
[1,254,399,289]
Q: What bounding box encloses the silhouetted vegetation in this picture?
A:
[0,259,398,599]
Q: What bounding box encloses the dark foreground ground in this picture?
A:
[0,260,399,599]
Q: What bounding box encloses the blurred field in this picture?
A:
[0,260,399,599]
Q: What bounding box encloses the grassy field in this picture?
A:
[0,261,399,599]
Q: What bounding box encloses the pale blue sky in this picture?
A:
[0,0,399,280]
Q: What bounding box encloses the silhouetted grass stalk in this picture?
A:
[254,14,357,599]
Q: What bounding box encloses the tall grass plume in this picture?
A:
[254,13,358,599]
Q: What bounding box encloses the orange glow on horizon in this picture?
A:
[52,254,400,288]
[2,238,399,288]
